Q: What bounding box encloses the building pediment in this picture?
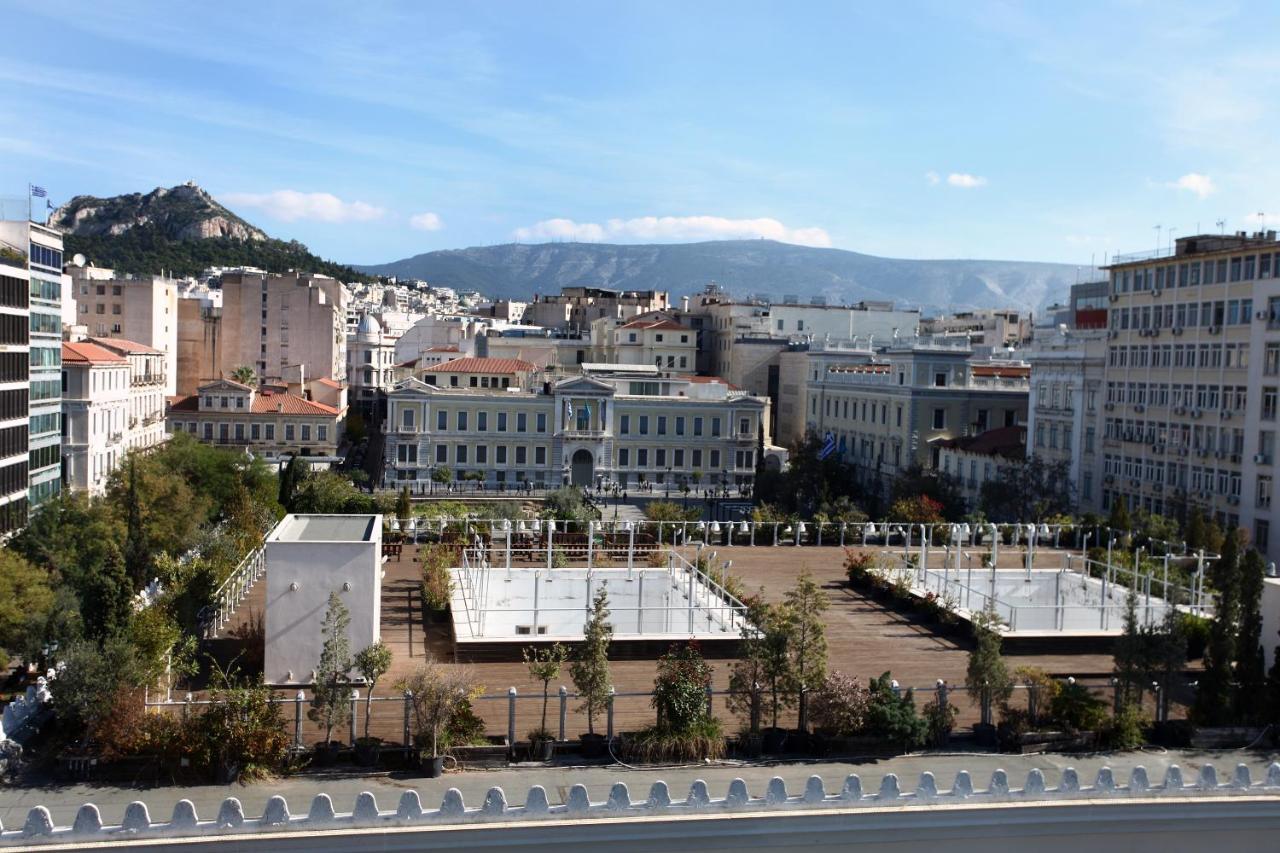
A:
[389,377,438,395]
[197,378,252,394]
[553,376,615,396]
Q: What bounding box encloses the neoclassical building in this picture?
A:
[382,359,768,491]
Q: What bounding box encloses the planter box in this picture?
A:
[1013,730,1098,754]
[449,739,510,769]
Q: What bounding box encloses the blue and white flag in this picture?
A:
[818,431,837,460]
[29,185,46,198]
[563,398,573,427]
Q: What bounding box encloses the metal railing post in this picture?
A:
[403,690,413,748]
[606,687,616,743]
[558,685,568,741]
[294,690,304,748]
[508,687,517,752]
[705,684,714,719]
[349,689,359,745]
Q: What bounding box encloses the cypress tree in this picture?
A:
[1194,529,1241,725]
[1235,548,1267,722]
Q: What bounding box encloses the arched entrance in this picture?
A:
[570,449,594,487]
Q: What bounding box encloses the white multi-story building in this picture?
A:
[1103,229,1280,560]
[1024,329,1108,512]
[347,313,398,418]
[67,265,179,396]
[590,314,697,370]
[60,340,130,495]
[383,361,767,492]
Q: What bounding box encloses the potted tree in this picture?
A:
[308,592,353,766]
[523,643,568,760]
[570,589,612,757]
[400,658,476,778]
[353,641,393,766]
[784,571,829,752]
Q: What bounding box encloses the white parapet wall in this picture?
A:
[4,763,1280,850]
[264,514,382,685]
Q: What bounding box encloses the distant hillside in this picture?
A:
[51,183,376,282]
[358,240,1092,314]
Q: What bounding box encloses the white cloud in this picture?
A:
[1167,172,1216,199]
[946,173,987,189]
[220,190,384,223]
[513,215,831,247]
[409,211,443,231]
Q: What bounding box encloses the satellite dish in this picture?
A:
[72,253,86,268]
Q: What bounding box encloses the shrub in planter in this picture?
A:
[1103,701,1148,750]
[400,657,478,775]
[863,672,927,750]
[1049,681,1109,733]
[922,692,958,747]
[808,671,869,737]
[523,643,569,759]
[844,551,878,586]
[353,641,393,767]
[625,642,725,762]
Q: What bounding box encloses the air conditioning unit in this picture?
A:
[1172,327,1183,336]
[1208,325,1221,335]
[1254,454,1271,465]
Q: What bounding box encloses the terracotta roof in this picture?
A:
[168,389,339,416]
[89,336,161,355]
[935,425,1026,459]
[63,341,127,364]
[433,356,538,374]
[313,377,342,388]
[972,364,1030,378]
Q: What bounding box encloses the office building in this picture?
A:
[0,235,29,535]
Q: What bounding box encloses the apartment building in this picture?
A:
[347,312,397,418]
[66,265,178,395]
[936,425,1027,510]
[1024,329,1108,512]
[383,364,767,491]
[920,309,1031,347]
[166,378,343,460]
[1103,230,1280,559]
[0,238,30,535]
[176,271,347,395]
[524,286,669,331]
[589,313,697,370]
[0,220,64,510]
[60,340,130,495]
[799,337,1029,498]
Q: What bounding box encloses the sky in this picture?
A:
[3,1,1279,267]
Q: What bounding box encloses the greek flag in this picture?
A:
[29,185,46,198]
[563,398,573,426]
[818,431,837,460]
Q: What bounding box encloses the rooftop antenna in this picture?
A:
[1168,227,1177,252]
[1153,224,1162,253]
[1216,219,1226,235]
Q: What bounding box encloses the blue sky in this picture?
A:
[3,1,1278,266]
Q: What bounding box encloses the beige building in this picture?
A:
[67,266,178,395]
[384,364,767,492]
[590,313,697,370]
[800,337,1029,498]
[1103,230,1280,557]
[921,309,1031,347]
[167,378,344,460]
[525,286,669,331]
[176,271,347,395]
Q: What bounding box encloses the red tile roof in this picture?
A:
[935,425,1026,459]
[313,377,342,388]
[63,341,127,364]
[433,356,538,374]
[168,389,339,416]
[89,336,161,355]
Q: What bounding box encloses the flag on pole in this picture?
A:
[818,431,837,460]
[29,186,46,198]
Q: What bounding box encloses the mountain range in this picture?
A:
[46,185,1093,312]
[358,241,1093,314]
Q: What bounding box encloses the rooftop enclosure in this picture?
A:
[264,514,383,685]
[447,536,752,661]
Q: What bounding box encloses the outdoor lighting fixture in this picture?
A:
[407,517,418,533]
[738,521,749,535]
[289,581,299,592]
[531,519,542,533]
[501,519,512,532]
[517,520,527,533]
[342,582,352,592]
[438,518,446,533]
[710,521,721,534]
[865,522,877,538]
[1038,523,1051,537]
[389,517,400,532]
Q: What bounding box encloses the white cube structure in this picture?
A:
[264,514,382,685]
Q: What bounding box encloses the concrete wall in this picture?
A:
[264,539,382,685]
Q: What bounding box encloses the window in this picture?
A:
[436,444,447,463]
[656,448,666,467]
[711,417,721,437]
[638,449,648,467]
[477,411,487,431]
[251,423,261,440]
[694,417,703,437]
[456,445,468,463]
[398,444,418,463]
[535,446,546,464]
[620,415,630,434]
[517,412,527,432]
[536,413,547,432]
[457,411,467,431]
[934,372,947,388]
[301,425,311,441]
[676,416,685,436]
[657,416,667,435]
[618,448,629,466]
[710,449,720,468]
[318,425,327,442]
[693,449,702,467]
[1265,388,1278,421]
[932,408,945,429]
[403,408,415,430]
[265,424,275,441]
[639,415,649,435]
[285,424,295,441]
[739,417,750,435]
[437,409,447,430]
[497,412,507,432]
[476,445,488,463]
